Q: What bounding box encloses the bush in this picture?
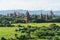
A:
[50,24,60,30]
[18,35,28,40]
[18,25,22,27]
[1,37,6,40]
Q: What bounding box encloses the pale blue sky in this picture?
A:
[0,0,60,10]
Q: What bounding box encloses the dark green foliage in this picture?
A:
[15,34,18,38]
[50,24,60,31]
[0,15,60,24]
[19,35,28,40]
[18,25,23,27]
[1,23,60,40]
[14,20,25,23]
[31,19,45,23]
[54,37,60,40]
[15,29,18,32]
[1,37,6,40]
[14,24,60,40]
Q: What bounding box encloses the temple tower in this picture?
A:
[40,12,44,19]
[45,14,49,21]
[24,11,30,23]
[49,10,55,18]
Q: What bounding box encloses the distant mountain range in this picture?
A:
[0,9,60,15]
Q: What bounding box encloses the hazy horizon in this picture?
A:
[0,0,60,11]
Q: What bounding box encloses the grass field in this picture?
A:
[0,27,17,39]
[0,23,60,39]
[13,23,60,27]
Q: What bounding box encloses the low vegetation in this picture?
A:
[0,13,60,40]
[0,23,60,40]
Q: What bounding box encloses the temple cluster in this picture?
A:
[7,12,20,17]
[24,11,55,23]
[7,10,55,23]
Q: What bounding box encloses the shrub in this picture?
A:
[1,37,6,40]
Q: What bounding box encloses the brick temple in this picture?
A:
[7,10,55,23]
[24,11,31,23]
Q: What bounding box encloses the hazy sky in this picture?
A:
[0,0,60,10]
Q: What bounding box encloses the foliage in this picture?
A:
[0,23,60,40]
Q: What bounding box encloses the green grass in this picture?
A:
[13,23,60,27]
[0,23,60,39]
[0,27,18,39]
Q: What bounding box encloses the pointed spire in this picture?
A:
[26,11,29,15]
[49,10,54,18]
[24,11,30,23]
[40,12,43,19]
[50,10,53,15]
[45,14,49,21]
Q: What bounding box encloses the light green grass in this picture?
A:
[0,27,18,39]
[0,23,60,39]
[13,23,60,27]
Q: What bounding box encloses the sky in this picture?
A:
[0,0,60,10]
